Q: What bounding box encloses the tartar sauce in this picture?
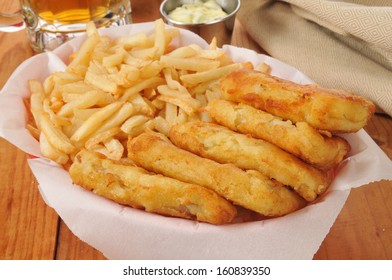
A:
[168,0,228,24]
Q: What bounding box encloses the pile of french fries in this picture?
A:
[26,19,267,166]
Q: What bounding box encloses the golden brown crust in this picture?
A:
[127,131,306,216]
[69,149,237,225]
[206,99,351,170]
[169,121,331,201]
[219,68,375,133]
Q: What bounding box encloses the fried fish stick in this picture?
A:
[128,132,306,216]
[69,150,237,225]
[206,99,350,170]
[170,121,331,202]
[220,68,375,133]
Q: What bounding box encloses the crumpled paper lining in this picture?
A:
[1,22,392,259]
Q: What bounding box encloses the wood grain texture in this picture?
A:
[56,222,106,260]
[0,139,58,259]
[1,0,391,260]
[314,180,392,259]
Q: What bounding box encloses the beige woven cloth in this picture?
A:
[237,0,392,116]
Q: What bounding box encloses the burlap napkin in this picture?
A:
[237,0,392,116]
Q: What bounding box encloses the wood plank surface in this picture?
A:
[0,138,59,259]
[0,0,58,260]
[1,0,391,260]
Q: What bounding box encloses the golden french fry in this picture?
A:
[102,52,124,68]
[209,37,218,50]
[103,138,124,160]
[180,63,242,86]
[153,18,166,59]
[85,127,121,150]
[109,64,140,86]
[71,101,124,142]
[115,32,148,49]
[39,133,70,165]
[255,62,271,74]
[85,70,118,93]
[94,102,134,134]
[56,81,96,95]
[120,115,150,134]
[120,77,165,102]
[130,47,158,60]
[140,61,163,79]
[160,55,220,72]
[26,123,40,140]
[40,112,76,154]
[152,116,171,136]
[167,45,198,58]
[192,48,224,60]
[67,32,100,76]
[43,98,71,127]
[52,72,83,84]
[158,94,201,116]
[57,91,104,117]
[29,80,45,129]
[73,108,101,121]
[162,68,190,96]
[43,75,55,96]
[86,21,99,37]
[164,102,178,125]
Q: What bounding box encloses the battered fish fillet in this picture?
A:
[206,99,351,170]
[127,131,306,216]
[169,121,331,202]
[220,68,375,133]
[69,149,237,225]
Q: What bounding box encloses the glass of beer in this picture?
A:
[0,0,132,52]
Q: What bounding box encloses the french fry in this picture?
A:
[94,102,134,134]
[120,77,165,102]
[103,138,124,160]
[115,32,148,49]
[164,102,178,125]
[157,94,200,116]
[57,91,104,117]
[85,127,121,150]
[73,108,101,121]
[67,31,100,76]
[102,52,124,68]
[167,45,198,58]
[139,61,163,79]
[120,115,150,134]
[39,133,69,165]
[180,63,242,86]
[40,112,75,154]
[152,116,171,136]
[85,69,118,93]
[255,62,271,74]
[160,55,220,72]
[153,18,166,59]
[29,80,45,129]
[71,101,124,142]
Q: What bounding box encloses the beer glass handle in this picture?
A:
[0,11,25,32]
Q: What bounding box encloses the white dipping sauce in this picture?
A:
[168,0,228,24]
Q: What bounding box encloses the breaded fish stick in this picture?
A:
[206,99,350,170]
[220,68,375,133]
[69,150,237,225]
[170,121,331,202]
[128,132,306,216]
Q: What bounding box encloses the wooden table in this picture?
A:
[1,0,391,260]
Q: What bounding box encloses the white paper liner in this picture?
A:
[1,22,391,260]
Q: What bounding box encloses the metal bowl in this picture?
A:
[160,0,241,46]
